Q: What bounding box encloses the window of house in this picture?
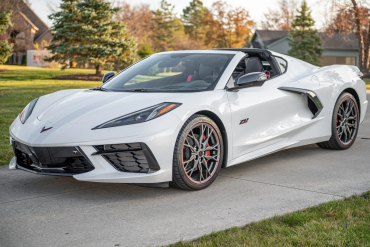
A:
[16,32,25,40]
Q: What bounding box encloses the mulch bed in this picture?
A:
[52,74,103,81]
[0,69,11,72]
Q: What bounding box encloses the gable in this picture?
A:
[11,10,39,31]
[266,36,292,55]
[256,30,289,47]
[9,1,50,42]
[266,37,292,55]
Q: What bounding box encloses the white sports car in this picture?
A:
[9,49,368,190]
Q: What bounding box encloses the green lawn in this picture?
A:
[364,78,370,89]
[171,192,370,247]
[0,65,101,165]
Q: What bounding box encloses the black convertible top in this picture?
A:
[211,48,272,58]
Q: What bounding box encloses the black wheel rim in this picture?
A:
[336,98,357,145]
[182,123,220,184]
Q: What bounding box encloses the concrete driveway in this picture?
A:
[1,93,369,247]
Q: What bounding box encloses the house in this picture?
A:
[249,30,359,66]
[4,0,53,65]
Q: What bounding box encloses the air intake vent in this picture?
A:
[278,87,323,119]
[93,143,160,173]
[307,97,318,116]
[12,141,94,175]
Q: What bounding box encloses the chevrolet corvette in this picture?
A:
[9,49,368,190]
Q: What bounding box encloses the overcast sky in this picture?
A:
[29,0,331,30]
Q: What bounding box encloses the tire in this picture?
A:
[316,92,359,150]
[170,114,224,190]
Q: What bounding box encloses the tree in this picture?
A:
[171,18,206,50]
[182,0,207,41]
[48,0,137,75]
[204,1,254,49]
[115,2,154,46]
[151,0,181,51]
[138,43,154,58]
[47,0,80,68]
[243,32,252,47]
[115,2,155,58]
[349,0,366,71]
[325,3,369,65]
[261,0,298,30]
[0,10,13,64]
[288,0,323,66]
[325,0,370,71]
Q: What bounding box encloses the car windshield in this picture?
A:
[101,53,234,92]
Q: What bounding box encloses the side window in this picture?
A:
[274,56,288,74]
[261,60,274,78]
[232,58,246,79]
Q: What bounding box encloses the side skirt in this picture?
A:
[226,140,298,167]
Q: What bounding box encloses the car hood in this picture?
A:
[11,89,229,146]
[36,90,182,126]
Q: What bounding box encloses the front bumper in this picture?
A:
[9,135,174,183]
[10,131,181,185]
[9,110,182,183]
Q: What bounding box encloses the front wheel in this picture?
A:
[317,92,359,150]
[171,114,224,190]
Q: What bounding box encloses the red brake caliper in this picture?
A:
[203,135,210,162]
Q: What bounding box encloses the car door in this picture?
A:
[227,60,302,160]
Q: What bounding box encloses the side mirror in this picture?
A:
[237,72,267,87]
[102,71,115,83]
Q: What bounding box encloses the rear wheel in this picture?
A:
[171,114,223,190]
[317,92,359,150]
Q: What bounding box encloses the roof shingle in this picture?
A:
[254,30,359,50]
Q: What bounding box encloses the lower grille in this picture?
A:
[12,140,94,176]
[94,143,159,173]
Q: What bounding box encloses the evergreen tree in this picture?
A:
[288,0,323,66]
[138,43,154,58]
[243,32,252,48]
[182,0,207,41]
[151,0,181,51]
[46,0,80,68]
[48,0,137,75]
[0,10,13,64]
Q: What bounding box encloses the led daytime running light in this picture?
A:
[93,102,181,129]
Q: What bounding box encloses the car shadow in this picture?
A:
[1,140,365,205]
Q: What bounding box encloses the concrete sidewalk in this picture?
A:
[1,94,369,247]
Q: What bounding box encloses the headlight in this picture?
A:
[93,102,182,129]
[19,98,39,124]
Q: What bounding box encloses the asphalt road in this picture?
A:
[1,93,370,247]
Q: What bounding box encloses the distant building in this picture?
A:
[4,1,53,65]
[249,30,359,66]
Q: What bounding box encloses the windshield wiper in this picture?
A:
[91,87,107,91]
[127,88,156,92]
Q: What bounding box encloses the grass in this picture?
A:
[0,65,101,165]
[171,192,370,247]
